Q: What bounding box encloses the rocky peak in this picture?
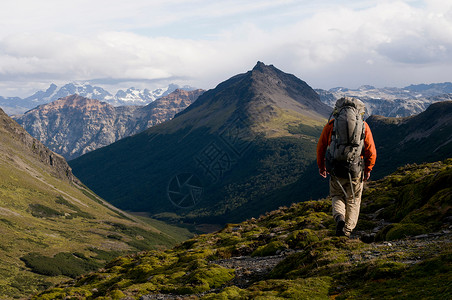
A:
[26,95,115,120]
[247,62,330,120]
[171,62,330,136]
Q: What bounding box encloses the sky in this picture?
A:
[0,0,451,97]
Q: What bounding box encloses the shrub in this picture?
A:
[28,204,63,218]
[21,252,101,278]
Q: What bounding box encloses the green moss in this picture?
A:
[247,277,333,299]
[339,252,452,299]
[202,286,246,299]
[181,264,235,293]
[366,260,407,279]
[401,187,452,230]
[286,229,320,249]
[385,223,427,240]
[251,240,286,257]
[33,289,67,300]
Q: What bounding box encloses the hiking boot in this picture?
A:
[335,215,346,236]
[336,220,345,236]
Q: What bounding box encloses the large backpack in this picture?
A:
[325,97,366,179]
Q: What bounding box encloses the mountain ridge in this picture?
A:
[1,82,197,115]
[317,83,452,117]
[15,89,204,160]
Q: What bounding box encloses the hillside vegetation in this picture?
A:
[35,159,451,299]
[0,108,192,299]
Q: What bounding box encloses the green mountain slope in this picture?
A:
[35,158,452,299]
[70,62,331,224]
[0,108,192,298]
[367,100,452,179]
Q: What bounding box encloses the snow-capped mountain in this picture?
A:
[316,82,452,117]
[111,83,186,106]
[1,82,196,115]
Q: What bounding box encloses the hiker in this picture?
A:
[317,97,376,237]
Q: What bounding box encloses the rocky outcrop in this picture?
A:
[15,89,204,160]
[0,107,75,182]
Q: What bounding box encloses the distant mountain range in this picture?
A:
[0,82,196,115]
[15,89,204,160]
[317,83,452,117]
[2,79,452,117]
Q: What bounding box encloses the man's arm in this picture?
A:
[317,121,333,178]
[363,122,377,180]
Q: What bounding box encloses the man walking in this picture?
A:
[317,97,376,237]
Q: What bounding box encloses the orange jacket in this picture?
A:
[317,119,376,173]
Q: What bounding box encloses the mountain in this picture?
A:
[0,108,192,298]
[35,158,452,299]
[1,83,197,115]
[14,89,204,160]
[317,83,452,117]
[367,100,452,179]
[404,82,452,95]
[70,62,331,224]
[111,83,194,106]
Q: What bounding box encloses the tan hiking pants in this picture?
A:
[330,174,364,235]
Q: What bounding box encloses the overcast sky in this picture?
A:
[0,0,451,97]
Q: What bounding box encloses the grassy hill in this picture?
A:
[35,158,451,299]
[0,108,192,299]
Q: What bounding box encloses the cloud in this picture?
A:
[0,0,451,96]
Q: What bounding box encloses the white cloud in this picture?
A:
[0,0,451,96]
